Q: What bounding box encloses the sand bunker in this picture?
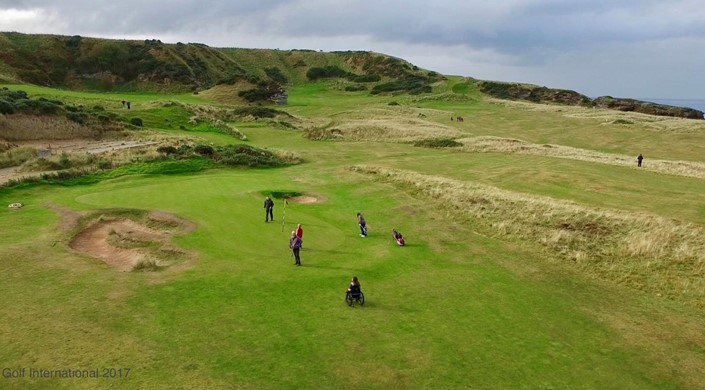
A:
[286,194,326,204]
[69,211,194,272]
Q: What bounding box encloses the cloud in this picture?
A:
[1,0,704,98]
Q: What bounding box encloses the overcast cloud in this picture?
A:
[1,0,704,99]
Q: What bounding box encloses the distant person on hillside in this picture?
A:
[126,101,131,109]
[637,153,644,167]
[357,213,367,237]
[121,100,125,108]
[264,196,274,222]
[290,230,302,266]
[295,223,304,248]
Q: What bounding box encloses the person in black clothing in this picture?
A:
[348,276,361,294]
[289,230,302,266]
[357,212,367,237]
[264,196,274,222]
[637,154,644,167]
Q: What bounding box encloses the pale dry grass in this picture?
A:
[490,98,705,133]
[0,114,102,141]
[306,107,462,141]
[459,136,705,179]
[351,165,705,308]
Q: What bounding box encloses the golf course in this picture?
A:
[1,37,705,389]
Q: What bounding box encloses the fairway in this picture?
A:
[2,79,705,390]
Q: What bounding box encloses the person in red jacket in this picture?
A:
[295,224,303,248]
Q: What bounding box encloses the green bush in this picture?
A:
[413,138,463,148]
[66,111,86,124]
[230,106,287,118]
[344,85,367,92]
[347,74,380,83]
[306,66,349,80]
[214,144,285,167]
[194,144,214,156]
[0,99,14,114]
[238,88,269,102]
[371,78,432,95]
[264,67,288,84]
[130,117,143,127]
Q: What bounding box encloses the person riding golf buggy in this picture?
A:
[345,276,365,306]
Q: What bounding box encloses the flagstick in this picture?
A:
[281,198,288,232]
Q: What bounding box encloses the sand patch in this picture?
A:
[69,211,195,272]
[287,194,326,204]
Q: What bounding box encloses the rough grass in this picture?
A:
[0,114,104,140]
[351,165,705,309]
[459,136,705,179]
[0,146,37,168]
[491,98,705,133]
[303,107,461,141]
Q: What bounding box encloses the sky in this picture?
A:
[1,0,704,100]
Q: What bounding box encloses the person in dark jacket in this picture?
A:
[637,154,644,167]
[290,230,302,266]
[348,276,361,294]
[357,213,367,237]
[264,196,274,222]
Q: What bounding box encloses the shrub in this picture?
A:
[344,85,367,92]
[306,66,349,80]
[194,144,214,156]
[413,138,463,148]
[130,117,143,127]
[388,101,400,106]
[264,67,288,84]
[347,74,380,83]
[214,144,284,167]
[239,89,268,102]
[0,99,14,114]
[66,111,86,124]
[371,78,432,95]
[230,106,286,119]
[157,146,178,155]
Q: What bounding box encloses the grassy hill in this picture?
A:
[1,34,705,390]
[0,32,436,95]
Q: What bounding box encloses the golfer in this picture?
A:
[357,213,367,237]
[290,230,302,266]
[264,196,274,222]
[295,223,303,248]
